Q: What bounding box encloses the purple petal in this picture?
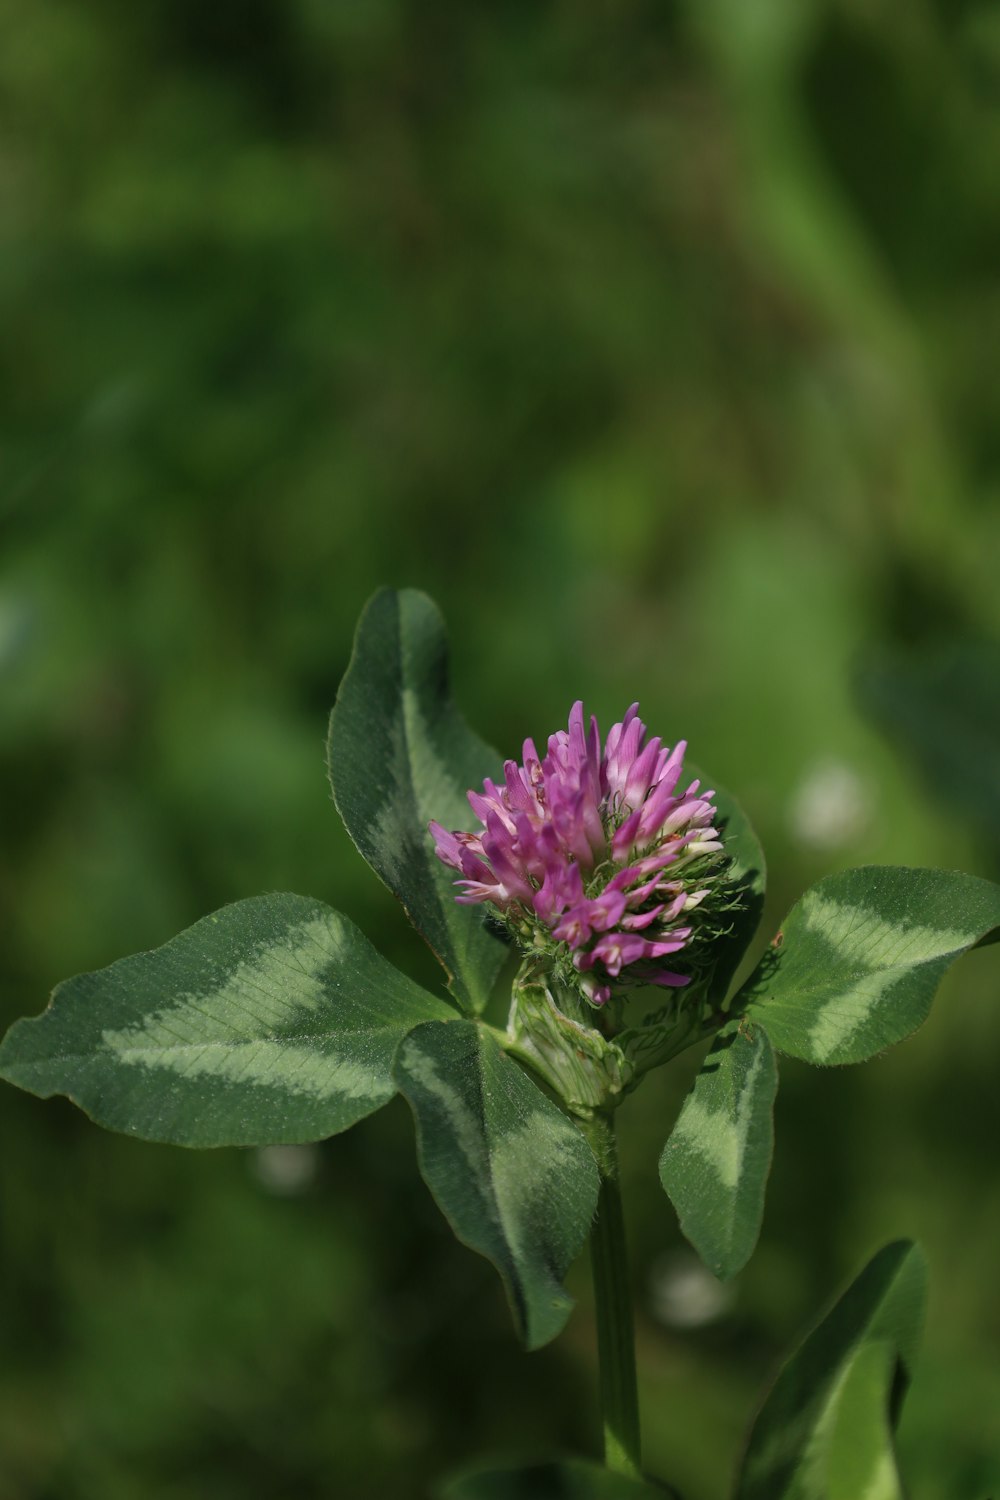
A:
[659,797,711,836]
[583,888,627,931]
[455,880,503,906]
[654,739,687,796]
[622,736,661,809]
[504,759,536,815]
[611,805,644,860]
[642,931,693,959]
[552,902,593,948]
[604,702,640,763]
[580,976,612,1006]
[568,700,588,763]
[468,787,512,831]
[589,932,650,976]
[429,820,465,871]
[534,854,583,923]
[619,904,664,932]
[552,786,597,867]
[482,813,534,902]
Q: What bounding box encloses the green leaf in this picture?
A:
[735,1240,926,1500]
[826,1341,905,1500]
[393,1019,599,1349]
[328,588,506,1014]
[439,1457,676,1499]
[0,893,454,1147]
[738,866,1000,1064]
[659,1020,777,1280]
[692,767,766,1005]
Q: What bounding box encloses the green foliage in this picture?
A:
[658,1021,777,1281]
[659,864,1000,1279]
[825,1342,905,1500]
[0,893,454,1146]
[439,1457,675,1498]
[328,587,507,1014]
[857,644,1000,851]
[394,1020,599,1350]
[734,1240,926,1500]
[3,586,999,1386]
[1,590,601,1353]
[3,1,1000,1491]
[740,867,1000,1064]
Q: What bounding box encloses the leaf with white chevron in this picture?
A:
[328,588,507,1014]
[659,1019,777,1279]
[739,866,1000,1064]
[0,892,455,1147]
[394,1018,599,1350]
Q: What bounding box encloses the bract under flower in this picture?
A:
[430,702,726,1007]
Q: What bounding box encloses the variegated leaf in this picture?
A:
[0,893,455,1147]
[825,1340,905,1500]
[328,588,506,1014]
[735,1240,926,1500]
[659,1020,777,1279]
[393,1019,599,1350]
[739,866,1000,1064]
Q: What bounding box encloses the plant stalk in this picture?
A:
[584,1113,641,1478]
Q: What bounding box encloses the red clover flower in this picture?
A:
[430,702,727,1011]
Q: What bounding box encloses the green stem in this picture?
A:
[583,1113,641,1478]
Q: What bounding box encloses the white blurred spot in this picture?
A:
[788,759,873,850]
[252,1144,320,1195]
[647,1250,735,1329]
[0,592,33,671]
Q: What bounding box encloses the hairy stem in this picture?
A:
[584,1113,641,1478]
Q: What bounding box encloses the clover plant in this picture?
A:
[3,588,997,1499]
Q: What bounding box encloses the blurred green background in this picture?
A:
[2,1,1000,1496]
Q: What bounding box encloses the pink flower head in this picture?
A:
[429,702,726,1006]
